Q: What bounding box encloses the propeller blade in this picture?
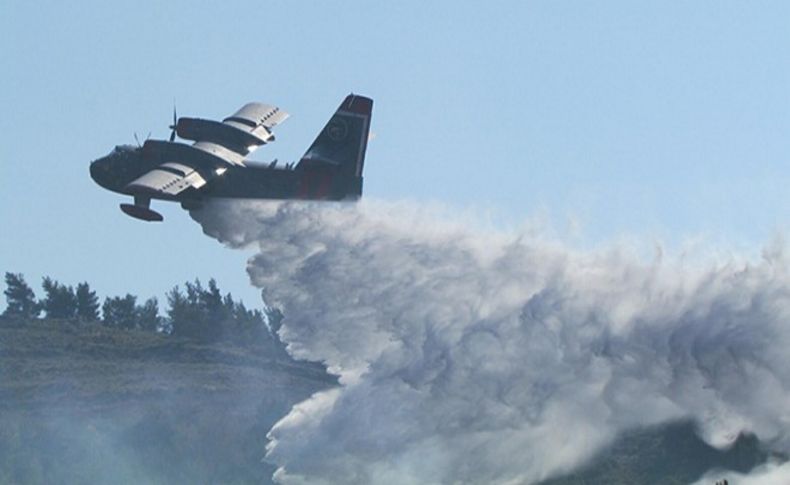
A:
[168,103,177,142]
[134,132,141,147]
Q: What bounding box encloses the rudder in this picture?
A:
[297,94,373,198]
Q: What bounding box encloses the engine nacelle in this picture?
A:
[176,117,272,154]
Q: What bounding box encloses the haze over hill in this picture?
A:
[0,315,779,485]
[0,318,334,484]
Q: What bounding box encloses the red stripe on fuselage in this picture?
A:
[298,168,335,200]
[314,173,333,199]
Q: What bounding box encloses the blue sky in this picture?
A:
[1,1,787,307]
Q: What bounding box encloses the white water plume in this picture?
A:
[192,199,789,485]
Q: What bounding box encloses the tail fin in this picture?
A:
[297,94,373,198]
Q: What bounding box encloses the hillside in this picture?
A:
[0,317,778,485]
[539,422,771,485]
[0,317,335,485]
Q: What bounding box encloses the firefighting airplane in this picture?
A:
[90,94,373,221]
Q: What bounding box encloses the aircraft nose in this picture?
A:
[89,160,101,181]
[89,159,109,186]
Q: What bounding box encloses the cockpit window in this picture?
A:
[113,145,136,153]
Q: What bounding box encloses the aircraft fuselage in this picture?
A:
[90,145,362,206]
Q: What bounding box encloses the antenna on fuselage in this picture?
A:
[133,131,151,148]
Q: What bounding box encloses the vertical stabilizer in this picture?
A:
[298,94,373,196]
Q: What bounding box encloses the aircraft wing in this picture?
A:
[175,103,290,164]
[125,162,209,197]
[225,103,289,130]
[128,102,290,198]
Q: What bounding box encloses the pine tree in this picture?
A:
[204,279,225,320]
[136,297,161,332]
[203,279,230,340]
[167,283,209,338]
[2,272,39,319]
[165,286,188,335]
[40,277,77,319]
[168,279,226,341]
[75,282,100,322]
[168,285,195,337]
[102,294,137,329]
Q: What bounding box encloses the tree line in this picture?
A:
[1,272,286,347]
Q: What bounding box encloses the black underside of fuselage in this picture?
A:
[106,160,361,204]
[207,164,360,201]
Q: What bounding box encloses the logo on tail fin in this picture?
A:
[327,119,349,141]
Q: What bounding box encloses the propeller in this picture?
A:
[168,103,177,142]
